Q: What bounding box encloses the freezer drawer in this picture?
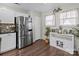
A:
[24,31,33,46]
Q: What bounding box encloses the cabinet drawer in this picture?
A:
[0,33,16,53]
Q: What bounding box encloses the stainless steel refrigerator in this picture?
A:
[15,16,33,49]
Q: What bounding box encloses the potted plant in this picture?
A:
[45,27,51,44]
[72,28,79,35]
[72,28,79,54]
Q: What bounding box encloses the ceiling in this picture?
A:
[0,3,79,12]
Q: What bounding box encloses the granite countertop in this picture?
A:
[0,32,16,34]
[50,32,74,36]
[50,32,74,41]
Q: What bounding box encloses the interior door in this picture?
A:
[33,16,41,41]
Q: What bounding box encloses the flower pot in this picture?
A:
[45,39,49,44]
[44,36,49,44]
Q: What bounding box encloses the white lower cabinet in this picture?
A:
[49,33,74,54]
[0,33,16,53]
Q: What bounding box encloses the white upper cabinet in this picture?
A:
[0,8,28,23]
[0,8,15,23]
[15,11,28,17]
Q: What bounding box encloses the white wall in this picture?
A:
[41,13,46,39]
[29,11,42,42]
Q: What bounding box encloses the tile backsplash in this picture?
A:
[0,23,16,33]
[51,26,77,34]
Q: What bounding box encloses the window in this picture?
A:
[60,10,77,26]
[45,15,55,26]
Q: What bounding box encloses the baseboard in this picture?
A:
[33,39,43,43]
[0,48,16,54]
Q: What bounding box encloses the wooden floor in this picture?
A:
[0,39,79,56]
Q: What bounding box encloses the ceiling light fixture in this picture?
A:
[13,3,21,5]
[53,8,62,14]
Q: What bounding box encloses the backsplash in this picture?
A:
[0,23,16,33]
[50,26,79,34]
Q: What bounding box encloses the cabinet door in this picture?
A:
[0,8,15,23]
[1,34,9,52]
[50,37,56,46]
[63,39,74,54]
[6,33,16,51]
[1,33,16,53]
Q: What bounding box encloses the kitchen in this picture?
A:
[0,3,41,54]
[0,3,79,56]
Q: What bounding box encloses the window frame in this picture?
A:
[45,15,56,27]
[59,9,78,26]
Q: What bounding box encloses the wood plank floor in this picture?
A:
[0,39,79,56]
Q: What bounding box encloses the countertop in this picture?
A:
[0,32,16,34]
[50,32,74,37]
[50,32,74,41]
